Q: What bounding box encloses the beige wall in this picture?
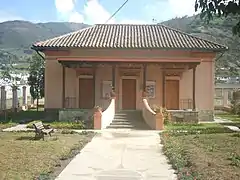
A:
[45,60,62,109]
[44,49,216,111]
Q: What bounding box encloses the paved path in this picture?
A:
[56,130,176,180]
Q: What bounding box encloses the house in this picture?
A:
[215,83,240,110]
[32,24,227,127]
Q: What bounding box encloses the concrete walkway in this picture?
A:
[56,130,176,180]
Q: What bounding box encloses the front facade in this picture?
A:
[32,24,227,121]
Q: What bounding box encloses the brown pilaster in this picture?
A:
[162,70,166,107]
[62,65,65,108]
[142,64,147,97]
[193,66,196,110]
[112,64,116,88]
[93,65,96,106]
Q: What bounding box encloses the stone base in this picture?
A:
[198,110,214,122]
[168,110,198,123]
[44,108,60,121]
[59,109,91,121]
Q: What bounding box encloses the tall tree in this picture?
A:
[28,53,44,111]
[195,0,240,36]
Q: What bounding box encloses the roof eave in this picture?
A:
[31,45,228,53]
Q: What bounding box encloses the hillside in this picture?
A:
[0,20,89,56]
[162,15,240,77]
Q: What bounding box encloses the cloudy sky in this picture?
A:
[0,0,196,24]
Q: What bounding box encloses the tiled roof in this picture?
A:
[32,24,227,51]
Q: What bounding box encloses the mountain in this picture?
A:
[161,15,240,78]
[0,20,90,56]
[0,18,239,78]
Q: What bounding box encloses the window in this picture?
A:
[102,81,112,99]
[215,88,223,97]
[146,81,156,98]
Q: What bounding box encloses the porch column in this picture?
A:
[111,64,116,98]
[162,70,166,107]
[1,86,6,110]
[112,64,116,88]
[192,66,196,110]
[22,86,27,106]
[62,65,66,108]
[12,86,18,111]
[142,64,147,97]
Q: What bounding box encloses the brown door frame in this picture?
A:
[165,79,180,110]
[78,75,95,109]
[120,76,138,110]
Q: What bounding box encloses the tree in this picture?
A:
[28,53,44,111]
[195,0,240,36]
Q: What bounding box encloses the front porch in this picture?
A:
[55,61,203,124]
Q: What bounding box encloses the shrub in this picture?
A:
[151,105,171,124]
[231,90,240,116]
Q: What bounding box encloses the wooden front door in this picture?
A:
[122,79,136,110]
[79,78,94,109]
[166,80,179,110]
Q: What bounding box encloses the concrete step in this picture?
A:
[112,119,131,123]
[110,121,132,126]
[107,124,135,129]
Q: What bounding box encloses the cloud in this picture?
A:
[0,11,23,22]
[55,0,149,24]
[83,0,114,24]
[55,0,75,13]
[168,0,196,17]
[69,12,84,23]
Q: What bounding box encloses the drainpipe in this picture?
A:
[35,50,45,60]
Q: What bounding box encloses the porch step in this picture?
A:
[106,110,151,130]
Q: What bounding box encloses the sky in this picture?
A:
[0,0,197,24]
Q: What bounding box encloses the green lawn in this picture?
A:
[217,114,240,122]
[0,131,94,180]
[161,123,240,180]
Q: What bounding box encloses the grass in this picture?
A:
[165,123,233,135]
[216,114,240,122]
[0,122,17,130]
[26,120,88,129]
[161,123,240,179]
[0,131,95,180]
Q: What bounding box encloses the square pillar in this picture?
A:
[162,71,166,107]
[22,86,27,106]
[62,65,66,108]
[193,66,196,110]
[142,64,147,98]
[1,86,6,110]
[112,64,116,88]
[12,86,18,111]
[111,64,116,98]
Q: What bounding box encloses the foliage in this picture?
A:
[231,90,240,115]
[165,123,234,136]
[28,53,45,109]
[161,132,240,180]
[161,134,201,179]
[195,0,240,36]
[151,105,172,124]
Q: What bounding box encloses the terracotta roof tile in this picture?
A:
[32,24,227,51]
